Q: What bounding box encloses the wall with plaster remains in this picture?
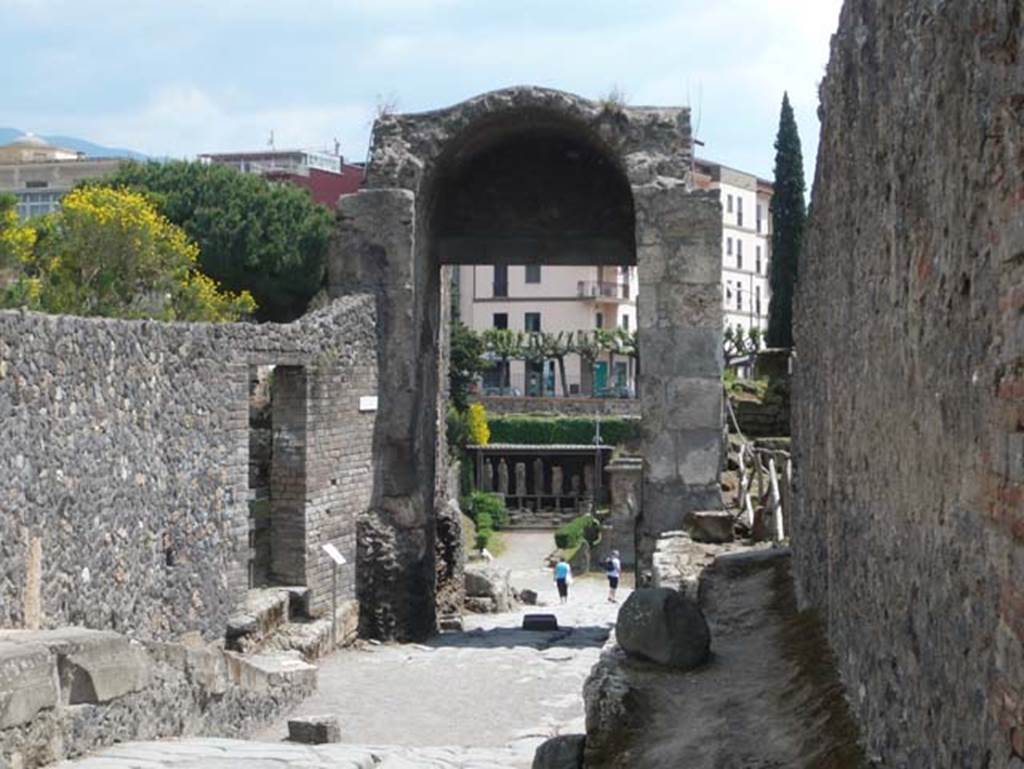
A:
[0,296,377,641]
[792,2,1023,766]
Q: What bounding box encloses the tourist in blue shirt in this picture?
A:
[554,556,572,604]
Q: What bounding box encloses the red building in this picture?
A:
[198,149,364,207]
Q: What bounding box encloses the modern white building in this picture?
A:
[693,159,774,336]
[0,134,123,219]
[455,263,638,397]
[456,158,773,396]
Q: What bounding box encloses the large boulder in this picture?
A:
[689,510,735,544]
[532,734,585,769]
[464,563,515,613]
[615,588,710,669]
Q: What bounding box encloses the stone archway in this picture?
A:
[332,87,723,641]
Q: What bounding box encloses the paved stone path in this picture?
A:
[59,531,630,768]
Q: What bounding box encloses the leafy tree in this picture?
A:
[95,160,333,322]
[766,92,806,348]
[616,328,639,395]
[723,324,762,366]
[1,186,254,321]
[449,321,489,410]
[0,193,35,278]
[538,331,574,397]
[573,330,603,396]
[482,329,524,393]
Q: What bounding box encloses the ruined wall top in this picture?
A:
[365,86,693,192]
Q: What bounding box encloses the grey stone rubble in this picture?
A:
[463,563,517,614]
[614,587,710,670]
[580,533,866,769]
[0,627,316,767]
[791,1,1024,765]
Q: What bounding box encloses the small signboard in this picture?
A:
[322,543,347,565]
[359,395,379,412]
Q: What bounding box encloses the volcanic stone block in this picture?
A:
[522,614,559,631]
[616,588,710,669]
[0,640,58,729]
[532,733,586,769]
[288,714,341,744]
[689,510,735,544]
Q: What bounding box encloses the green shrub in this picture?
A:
[554,514,601,550]
[446,407,468,458]
[487,415,641,446]
[467,491,508,529]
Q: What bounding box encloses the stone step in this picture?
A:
[260,599,360,662]
[226,587,300,653]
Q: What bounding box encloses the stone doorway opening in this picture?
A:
[333,87,724,641]
[247,363,310,589]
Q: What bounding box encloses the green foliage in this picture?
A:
[94,160,333,322]
[450,321,488,410]
[487,415,641,446]
[554,514,601,550]
[723,324,762,366]
[462,491,508,550]
[446,406,468,458]
[767,92,806,349]
[0,193,35,276]
[1,186,254,321]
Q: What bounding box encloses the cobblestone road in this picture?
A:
[59,531,630,768]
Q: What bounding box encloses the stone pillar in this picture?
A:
[333,189,438,641]
[533,457,545,496]
[602,456,643,567]
[551,465,564,496]
[482,459,494,492]
[497,459,509,496]
[514,462,527,497]
[634,185,724,571]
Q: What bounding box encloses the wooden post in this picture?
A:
[768,456,784,541]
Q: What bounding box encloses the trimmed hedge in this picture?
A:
[554,514,601,550]
[462,491,508,550]
[487,415,641,446]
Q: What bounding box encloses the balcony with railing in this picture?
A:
[576,280,630,302]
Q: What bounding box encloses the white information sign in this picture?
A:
[322,543,347,565]
[359,395,379,412]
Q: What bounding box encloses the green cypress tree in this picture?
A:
[766,92,806,349]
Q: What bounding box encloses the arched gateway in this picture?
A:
[332,87,723,640]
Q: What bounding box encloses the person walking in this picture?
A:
[605,549,622,603]
[554,556,572,604]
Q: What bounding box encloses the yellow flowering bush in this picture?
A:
[466,402,490,446]
[1,186,255,322]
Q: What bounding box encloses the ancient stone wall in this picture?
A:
[792,2,1023,766]
[0,296,377,641]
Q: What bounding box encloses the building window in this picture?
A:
[727,194,734,213]
[727,237,733,256]
[595,312,604,329]
[493,264,508,297]
[25,180,48,189]
[622,314,630,331]
[525,264,541,284]
[756,204,763,233]
[737,197,744,227]
[524,312,541,333]
[737,239,743,269]
[493,313,508,329]
[756,286,762,316]
[736,287,743,311]
[756,245,762,274]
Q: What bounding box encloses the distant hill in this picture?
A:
[0,127,147,160]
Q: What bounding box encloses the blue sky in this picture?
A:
[1,0,843,182]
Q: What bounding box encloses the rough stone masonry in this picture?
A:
[792,2,1024,767]
[0,296,377,642]
[332,86,724,640]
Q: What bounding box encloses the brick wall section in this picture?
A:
[0,296,377,641]
[792,2,1023,766]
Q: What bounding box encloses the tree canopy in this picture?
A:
[96,160,333,322]
[0,186,255,322]
[766,92,806,349]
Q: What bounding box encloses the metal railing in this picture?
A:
[576,281,628,299]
